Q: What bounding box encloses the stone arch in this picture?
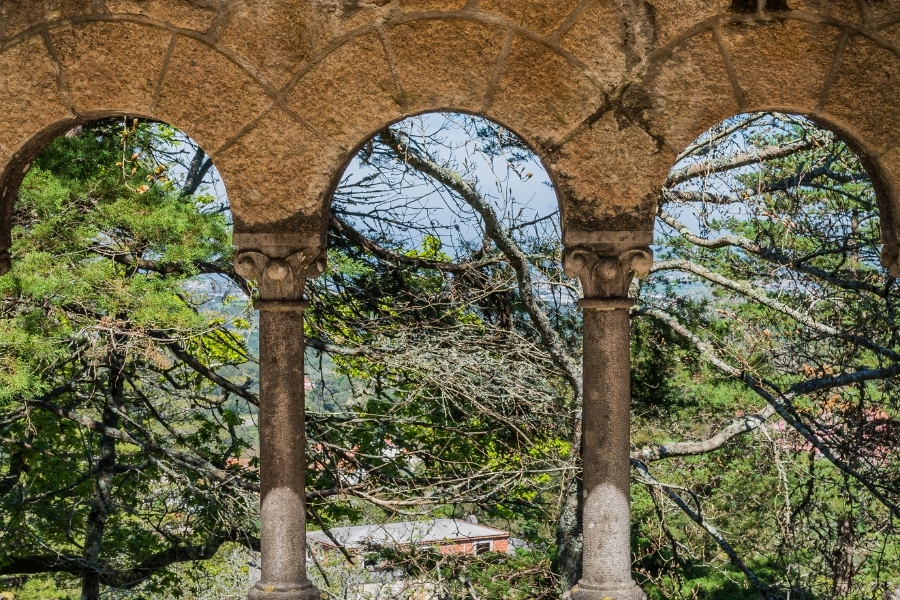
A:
[597,12,900,275]
[274,13,617,239]
[0,4,635,251]
[0,18,291,271]
[3,2,900,253]
[2,4,900,267]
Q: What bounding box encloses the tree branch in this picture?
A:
[657,210,887,297]
[24,398,261,494]
[632,460,775,598]
[639,305,900,518]
[160,336,259,406]
[652,258,900,361]
[667,138,817,186]
[633,404,777,462]
[378,127,582,400]
[331,215,500,273]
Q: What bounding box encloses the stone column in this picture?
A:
[234,233,326,600]
[563,235,653,600]
[0,233,11,275]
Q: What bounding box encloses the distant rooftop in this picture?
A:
[307,519,508,551]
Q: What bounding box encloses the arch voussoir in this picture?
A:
[385,18,508,116]
[154,34,273,156]
[486,33,605,149]
[550,111,673,236]
[719,18,844,114]
[285,31,403,151]
[49,21,172,119]
[214,107,343,235]
[397,0,467,10]
[822,33,900,153]
[477,0,582,36]
[0,36,72,162]
[1,0,94,39]
[105,0,218,33]
[216,0,315,89]
[622,29,741,155]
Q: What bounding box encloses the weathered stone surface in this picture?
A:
[309,1,384,49]
[783,0,862,22]
[825,34,900,152]
[644,0,729,47]
[249,309,321,598]
[559,0,627,90]
[478,0,582,35]
[387,18,505,114]
[217,0,314,88]
[551,112,672,232]
[0,37,71,156]
[572,301,645,600]
[106,0,217,31]
[287,32,401,149]
[5,6,900,600]
[489,35,603,147]
[2,0,93,38]
[398,0,466,11]
[51,21,171,117]
[623,30,739,153]
[214,108,343,230]
[155,35,272,152]
[874,143,900,275]
[862,0,900,26]
[873,20,900,51]
[721,19,842,112]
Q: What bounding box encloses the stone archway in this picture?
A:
[1,2,900,599]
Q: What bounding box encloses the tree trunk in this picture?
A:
[555,470,584,593]
[831,516,854,598]
[81,343,124,600]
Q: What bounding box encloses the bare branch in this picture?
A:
[331,215,501,273]
[667,138,817,186]
[657,210,887,297]
[652,259,900,361]
[378,127,582,399]
[633,404,777,462]
[638,305,900,518]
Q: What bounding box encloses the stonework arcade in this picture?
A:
[2,1,900,598]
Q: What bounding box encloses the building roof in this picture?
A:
[307,519,508,551]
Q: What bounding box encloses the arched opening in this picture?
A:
[0,119,264,599]
[301,112,579,597]
[634,111,900,598]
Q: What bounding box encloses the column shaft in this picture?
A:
[572,306,645,600]
[249,308,320,600]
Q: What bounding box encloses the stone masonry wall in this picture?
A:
[1,0,900,270]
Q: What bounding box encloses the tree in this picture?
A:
[0,120,262,599]
[634,112,899,598]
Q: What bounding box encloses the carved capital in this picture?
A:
[233,232,326,303]
[563,245,653,300]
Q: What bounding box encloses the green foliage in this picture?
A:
[0,121,258,596]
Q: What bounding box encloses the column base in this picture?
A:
[248,581,323,600]
[570,581,647,600]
